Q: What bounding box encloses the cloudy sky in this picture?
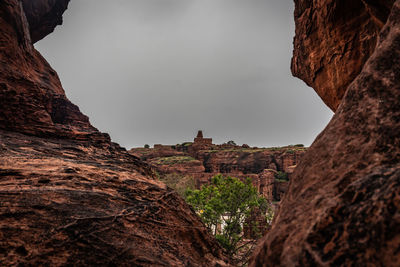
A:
[35,0,333,149]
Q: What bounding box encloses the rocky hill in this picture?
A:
[0,0,398,266]
[130,131,307,203]
[251,1,400,266]
[0,1,230,266]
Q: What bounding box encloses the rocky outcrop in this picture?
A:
[251,1,400,266]
[0,1,230,265]
[22,0,70,43]
[258,170,275,202]
[196,149,304,176]
[0,0,107,144]
[149,157,205,176]
[0,131,229,266]
[291,0,395,111]
[131,142,306,202]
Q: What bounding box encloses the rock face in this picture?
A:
[291,0,395,111]
[0,0,107,143]
[0,131,230,266]
[251,1,400,266]
[0,1,230,265]
[131,136,306,202]
[22,0,71,43]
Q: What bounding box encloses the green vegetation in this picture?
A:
[182,142,193,147]
[144,144,150,148]
[294,144,304,147]
[185,175,273,261]
[286,149,295,154]
[159,173,196,198]
[154,156,197,165]
[226,140,237,146]
[204,145,307,154]
[274,171,289,182]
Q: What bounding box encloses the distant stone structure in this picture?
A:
[188,130,213,155]
[196,130,203,138]
[193,130,212,146]
[130,131,307,203]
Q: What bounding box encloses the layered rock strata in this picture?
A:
[131,140,306,202]
[251,1,400,265]
[0,1,230,265]
[0,0,108,144]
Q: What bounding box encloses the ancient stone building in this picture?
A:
[193,130,213,147]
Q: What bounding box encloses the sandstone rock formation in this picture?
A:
[22,0,71,43]
[291,0,395,111]
[0,131,229,266]
[131,135,306,202]
[0,1,230,265]
[251,1,400,266]
[0,0,106,143]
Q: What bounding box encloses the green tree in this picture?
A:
[185,175,272,258]
[144,144,150,148]
[226,140,237,146]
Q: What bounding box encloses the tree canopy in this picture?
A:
[185,175,272,258]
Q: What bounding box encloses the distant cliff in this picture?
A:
[130,131,307,203]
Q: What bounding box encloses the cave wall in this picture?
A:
[291,0,395,111]
[251,1,400,265]
[0,0,106,141]
[0,1,231,265]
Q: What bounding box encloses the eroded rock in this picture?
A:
[291,0,395,111]
[0,1,230,265]
[22,0,70,43]
[251,1,400,265]
[0,0,105,143]
[0,131,229,266]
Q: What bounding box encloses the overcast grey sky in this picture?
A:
[35,0,333,149]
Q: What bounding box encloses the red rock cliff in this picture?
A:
[251,1,400,266]
[0,1,230,265]
[291,0,395,111]
[22,0,71,43]
[0,0,108,143]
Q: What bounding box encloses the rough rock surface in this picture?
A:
[22,0,70,43]
[251,1,400,266]
[0,0,105,143]
[0,1,230,265]
[291,0,395,111]
[131,142,306,202]
[0,131,229,266]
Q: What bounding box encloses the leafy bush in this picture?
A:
[286,149,295,154]
[226,140,237,146]
[144,144,150,148]
[274,171,288,182]
[185,175,272,259]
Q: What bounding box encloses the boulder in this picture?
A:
[251,1,400,265]
[22,0,70,43]
[0,1,231,265]
[291,0,395,111]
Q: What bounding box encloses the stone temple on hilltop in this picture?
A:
[192,130,213,150]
